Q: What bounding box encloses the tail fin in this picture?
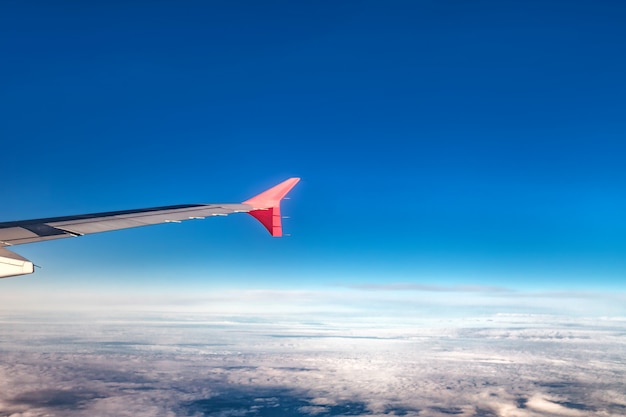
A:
[243,178,300,237]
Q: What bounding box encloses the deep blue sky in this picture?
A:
[2,0,625,295]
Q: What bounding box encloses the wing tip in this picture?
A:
[242,177,300,209]
[243,178,300,237]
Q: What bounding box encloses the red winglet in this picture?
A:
[243,178,300,237]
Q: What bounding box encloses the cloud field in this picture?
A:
[0,310,624,417]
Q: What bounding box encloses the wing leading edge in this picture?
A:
[0,178,300,279]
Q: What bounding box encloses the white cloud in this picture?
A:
[0,311,624,416]
[526,394,586,416]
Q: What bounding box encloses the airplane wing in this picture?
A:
[0,178,300,279]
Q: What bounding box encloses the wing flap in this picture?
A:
[52,219,147,235]
[0,227,40,241]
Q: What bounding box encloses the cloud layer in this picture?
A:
[0,311,625,416]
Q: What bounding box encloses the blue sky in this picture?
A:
[1,0,625,303]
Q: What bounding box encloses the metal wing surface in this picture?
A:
[0,203,251,246]
[0,178,300,278]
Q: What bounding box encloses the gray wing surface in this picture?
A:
[0,203,252,246]
[0,177,299,279]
